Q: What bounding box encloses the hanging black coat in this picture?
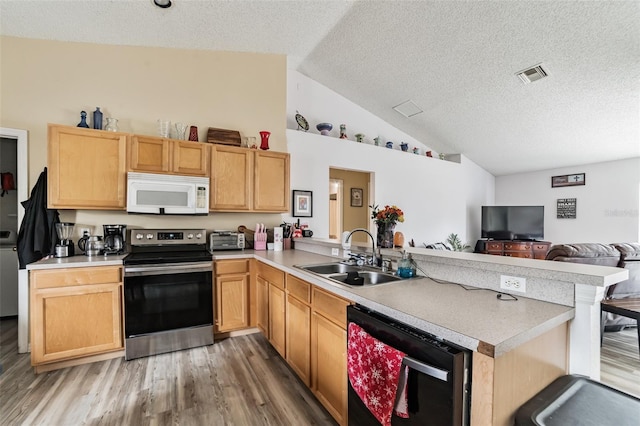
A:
[17,167,60,269]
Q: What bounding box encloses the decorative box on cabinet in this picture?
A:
[210,145,290,212]
[48,124,127,210]
[129,134,209,176]
[30,266,124,371]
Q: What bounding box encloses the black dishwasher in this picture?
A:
[347,304,471,426]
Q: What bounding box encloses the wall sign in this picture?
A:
[552,173,585,188]
[557,198,577,219]
[350,188,363,207]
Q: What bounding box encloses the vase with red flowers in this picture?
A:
[370,204,404,248]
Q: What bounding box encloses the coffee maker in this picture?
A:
[55,222,75,257]
[103,224,126,255]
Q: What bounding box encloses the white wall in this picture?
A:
[495,158,640,244]
[286,71,496,247]
[287,69,494,247]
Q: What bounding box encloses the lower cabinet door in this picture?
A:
[256,276,269,337]
[215,273,249,332]
[286,294,311,386]
[311,311,347,425]
[31,283,123,365]
[268,284,286,358]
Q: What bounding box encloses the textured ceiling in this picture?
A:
[1,0,639,176]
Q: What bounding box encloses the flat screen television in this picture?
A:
[481,206,544,240]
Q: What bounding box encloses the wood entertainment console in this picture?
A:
[476,240,552,259]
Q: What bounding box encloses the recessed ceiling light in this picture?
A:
[516,64,548,84]
[393,100,423,118]
[153,0,172,8]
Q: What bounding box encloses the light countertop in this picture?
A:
[28,248,575,357]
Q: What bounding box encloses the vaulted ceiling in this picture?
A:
[1,0,638,175]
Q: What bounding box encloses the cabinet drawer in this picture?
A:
[257,261,285,289]
[533,244,550,252]
[32,266,122,289]
[486,242,504,251]
[313,287,350,328]
[504,252,533,259]
[215,259,249,275]
[503,242,532,251]
[287,275,311,304]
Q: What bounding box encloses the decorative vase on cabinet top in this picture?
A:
[77,111,89,128]
[93,107,103,130]
[104,118,119,132]
[259,131,270,150]
[316,122,333,136]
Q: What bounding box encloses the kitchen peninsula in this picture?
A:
[27,239,628,426]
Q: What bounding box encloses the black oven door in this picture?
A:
[124,261,213,338]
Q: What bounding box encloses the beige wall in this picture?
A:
[0,36,288,235]
[329,168,370,243]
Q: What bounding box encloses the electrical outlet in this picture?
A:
[500,275,526,293]
[331,248,340,257]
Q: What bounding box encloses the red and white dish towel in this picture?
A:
[348,322,409,426]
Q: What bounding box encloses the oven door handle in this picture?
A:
[402,356,449,382]
[125,261,212,276]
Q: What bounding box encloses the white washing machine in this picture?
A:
[0,230,18,317]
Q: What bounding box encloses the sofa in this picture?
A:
[545,242,640,330]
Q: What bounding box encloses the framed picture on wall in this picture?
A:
[551,173,585,188]
[350,188,363,207]
[292,190,313,217]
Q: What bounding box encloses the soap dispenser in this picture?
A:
[397,251,415,278]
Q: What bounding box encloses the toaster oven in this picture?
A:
[209,231,245,251]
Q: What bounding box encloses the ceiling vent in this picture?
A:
[393,100,423,118]
[516,64,548,84]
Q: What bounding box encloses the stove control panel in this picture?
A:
[130,229,207,246]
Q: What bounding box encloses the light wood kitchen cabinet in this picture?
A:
[311,287,350,426]
[256,261,286,357]
[256,275,269,336]
[214,260,250,333]
[210,145,290,212]
[129,134,209,176]
[253,150,290,212]
[30,266,123,368]
[285,275,312,386]
[210,145,253,210]
[47,124,127,210]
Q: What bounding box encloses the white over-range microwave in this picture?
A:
[127,172,209,215]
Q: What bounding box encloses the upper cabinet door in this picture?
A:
[129,135,170,173]
[210,145,252,211]
[48,124,127,210]
[254,151,290,212]
[172,140,209,176]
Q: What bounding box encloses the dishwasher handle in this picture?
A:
[402,356,449,382]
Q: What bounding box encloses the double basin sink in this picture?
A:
[295,262,403,286]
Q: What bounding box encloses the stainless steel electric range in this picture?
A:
[123,229,213,360]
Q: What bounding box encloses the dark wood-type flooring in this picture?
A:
[1,318,638,425]
[0,318,336,425]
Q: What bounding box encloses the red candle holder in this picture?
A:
[259,131,270,150]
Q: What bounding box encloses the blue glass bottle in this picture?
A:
[93,107,103,130]
[77,111,89,128]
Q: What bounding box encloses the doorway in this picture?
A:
[329,179,343,239]
[1,127,28,353]
[329,168,371,244]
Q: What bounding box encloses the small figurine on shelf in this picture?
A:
[439,153,446,160]
[77,111,89,128]
[355,133,365,143]
[386,141,394,149]
[373,137,380,146]
[339,124,348,139]
[412,147,420,155]
[400,142,409,152]
[426,150,433,157]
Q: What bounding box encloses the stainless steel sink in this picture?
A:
[299,263,361,275]
[328,271,403,285]
[295,262,402,286]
